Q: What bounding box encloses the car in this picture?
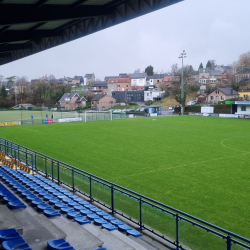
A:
[186,101,195,106]
[50,108,57,111]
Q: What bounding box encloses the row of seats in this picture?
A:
[0,228,32,250]
[0,151,32,174]
[0,167,108,250]
[0,164,142,238]
[0,173,27,209]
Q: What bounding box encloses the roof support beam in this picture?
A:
[0,5,111,26]
[70,0,89,10]
[35,0,50,9]
[0,30,61,43]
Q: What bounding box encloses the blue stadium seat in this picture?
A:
[110,219,124,227]
[43,209,61,218]
[102,223,118,231]
[47,238,75,250]
[87,213,101,221]
[60,207,75,214]
[2,238,32,250]
[127,229,142,237]
[8,200,26,209]
[37,203,52,212]
[74,216,91,225]
[93,218,108,226]
[79,209,92,216]
[118,224,133,232]
[67,211,82,219]
[0,228,22,243]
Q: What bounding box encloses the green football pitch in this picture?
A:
[1,116,250,239]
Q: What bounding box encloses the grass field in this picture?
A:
[1,116,250,240]
[0,110,54,122]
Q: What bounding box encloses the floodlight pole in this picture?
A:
[178,50,187,115]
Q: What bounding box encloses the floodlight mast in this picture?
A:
[178,50,187,115]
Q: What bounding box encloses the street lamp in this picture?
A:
[178,50,186,115]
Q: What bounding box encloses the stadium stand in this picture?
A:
[0,164,170,250]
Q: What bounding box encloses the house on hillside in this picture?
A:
[238,89,250,100]
[72,76,83,85]
[59,93,87,110]
[207,88,238,104]
[84,73,95,86]
[91,94,116,110]
[130,73,147,90]
[235,68,250,83]
[104,76,119,82]
[90,81,108,95]
[107,77,132,95]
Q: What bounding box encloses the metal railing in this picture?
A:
[0,137,249,250]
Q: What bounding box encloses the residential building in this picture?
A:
[163,74,175,88]
[238,89,250,100]
[198,68,210,79]
[130,73,147,90]
[90,81,108,95]
[91,94,116,110]
[107,77,132,95]
[112,91,144,105]
[104,76,119,82]
[59,93,87,110]
[199,76,209,84]
[84,73,95,86]
[72,76,83,85]
[235,68,250,83]
[190,71,199,83]
[207,88,238,103]
[144,90,165,102]
[197,94,207,102]
[119,73,129,78]
[215,65,232,73]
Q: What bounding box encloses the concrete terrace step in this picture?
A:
[0,205,23,235]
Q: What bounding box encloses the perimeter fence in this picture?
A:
[0,137,250,250]
[0,110,149,127]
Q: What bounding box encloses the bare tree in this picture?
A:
[134,68,141,73]
[171,63,179,75]
[0,75,5,88]
[209,60,216,67]
[237,52,250,70]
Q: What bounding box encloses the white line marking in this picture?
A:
[113,137,250,180]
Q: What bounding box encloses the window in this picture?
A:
[168,79,170,82]
[126,85,128,87]
[147,93,149,96]
[210,96,213,100]
[157,80,159,83]
[102,106,105,108]
[241,106,246,111]
[117,85,120,87]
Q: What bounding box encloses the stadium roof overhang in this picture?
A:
[0,0,183,66]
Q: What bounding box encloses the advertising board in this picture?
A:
[219,114,238,118]
[0,121,21,127]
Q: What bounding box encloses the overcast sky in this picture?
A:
[0,0,249,81]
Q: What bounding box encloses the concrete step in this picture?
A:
[0,205,23,234]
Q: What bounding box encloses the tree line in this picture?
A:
[0,76,71,108]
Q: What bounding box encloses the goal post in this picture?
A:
[84,111,112,122]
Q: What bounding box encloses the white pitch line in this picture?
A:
[113,137,250,180]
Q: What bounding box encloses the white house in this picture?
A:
[234,101,250,115]
[130,73,147,90]
[144,90,165,101]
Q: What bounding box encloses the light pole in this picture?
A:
[179,50,186,115]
